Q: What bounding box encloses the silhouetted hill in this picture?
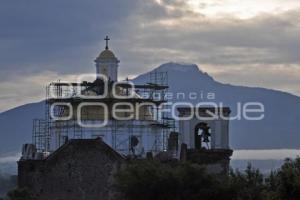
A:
[0,102,44,154]
[1,62,300,155]
[134,62,300,149]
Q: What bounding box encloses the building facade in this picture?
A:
[18,37,233,199]
[18,139,124,200]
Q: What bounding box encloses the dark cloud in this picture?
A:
[0,0,300,111]
[2,0,299,76]
[0,0,138,79]
[121,8,300,67]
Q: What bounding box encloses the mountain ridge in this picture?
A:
[1,62,300,154]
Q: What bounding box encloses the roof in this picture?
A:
[95,49,118,61]
[45,138,125,162]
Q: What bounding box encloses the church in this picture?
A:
[18,37,233,200]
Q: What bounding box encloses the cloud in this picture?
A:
[0,153,20,164]
[0,0,138,78]
[203,63,300,95]
[123,5,300,66]
[116,0,300,96]
[0,71,80,112]
[0,0,300,111]
[232,149,300,160]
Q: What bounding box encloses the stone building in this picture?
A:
[178,107,233,174]
[33,36,171,158]
[18,139,124,200]
[18,37,233,199]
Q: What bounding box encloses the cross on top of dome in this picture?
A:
[104,36,110,50]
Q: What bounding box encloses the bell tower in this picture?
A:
[94,36,120,81]
[177,107,231,150]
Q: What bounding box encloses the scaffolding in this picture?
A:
[33,71,176,157]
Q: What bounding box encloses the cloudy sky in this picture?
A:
[0,0,300,112]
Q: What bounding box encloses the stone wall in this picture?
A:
[18,139,124,200]
[186,148,233,174]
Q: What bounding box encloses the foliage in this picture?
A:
[0,173,35,200]
[276,158,300,200]
[6,188,36,200]
[115,160,233,200]
[2,157,300,199]
[115,158,300,200]
[0,174,16,199]
[228,163,268,200]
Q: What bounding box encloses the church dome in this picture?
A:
[95,49,118,61]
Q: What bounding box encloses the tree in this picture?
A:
[228,164,266,200]
[0,174,17,199]
[264,170,280,200]
[6,188,36,200]
[276,158,300,200]
[115,160,234,200]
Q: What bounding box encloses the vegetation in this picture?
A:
[0,174,35,200]
[2,157,300,199]
[0,174,16,199]
[115,158,300,200]
[6,188,36,200]
[0,188,36,200]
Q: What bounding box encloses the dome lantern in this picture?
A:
[95,36,119,82]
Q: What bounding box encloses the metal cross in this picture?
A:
[104,36,110,50]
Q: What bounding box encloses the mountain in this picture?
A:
[135,62,300,149]
[1,62,300,155]
[0,102,44,154]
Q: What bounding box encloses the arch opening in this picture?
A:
[194,122,211,149]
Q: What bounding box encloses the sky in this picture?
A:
[0,0,300,112]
